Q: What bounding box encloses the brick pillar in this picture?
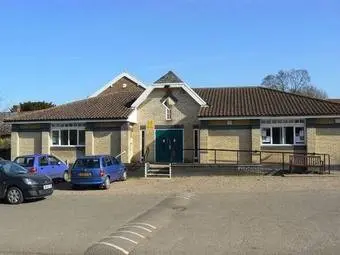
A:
[307,127,316,153]
[41,131,50,154]
[251,128,261,164]
[120,123,131,163]
[11,132,19,160]
[199,128,208,163]
[85,131,94,155]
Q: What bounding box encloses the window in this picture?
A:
[48,156,59,165]
[74,158,100,168]
[261,128,271,144]
[284,127,294,144]
[14,157,35,167]
[295,127,305,144]
[193,129,199,162]
[39,156,49,166]
[162,97,174,121]
[105,157,113,166]
[112,157,119,164]
[261,119,305,145]
[165,108,172,120]
[52,130,59,145]
[61,130,68,145]
[69,130,77,145]
[272,127,282,144]
[51,123,85,146]
[79,130,85,145]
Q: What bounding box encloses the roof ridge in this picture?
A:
[258,86,340,106]
[193,86,259,90]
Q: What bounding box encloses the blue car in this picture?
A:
[13,154,68,180]
[70,155,127,189]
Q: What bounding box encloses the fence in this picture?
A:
[176,148,330,174]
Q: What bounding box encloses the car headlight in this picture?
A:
[23,178,38,185]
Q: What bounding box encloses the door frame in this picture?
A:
[154,128,184,163]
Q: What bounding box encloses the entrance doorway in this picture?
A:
[155,129,183,163]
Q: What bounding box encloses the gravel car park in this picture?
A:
[1,175,340,254]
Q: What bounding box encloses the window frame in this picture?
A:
[50,123,86,147]
[260,119,305,146]
[162,97,173,121]
[165,108,172,120]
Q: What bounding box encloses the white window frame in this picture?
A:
[260,119,305,146]
[162,97,172,121]
[165,108,172,120]
[51,123,85,147]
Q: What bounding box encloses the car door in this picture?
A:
[111,157,122,180]
[48,155,65,179]
[0,168,6,199]
[38,156,53,178]
[104,157,115,181]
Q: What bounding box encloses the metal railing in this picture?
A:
[144,162,150,178]
[174,148,331,174]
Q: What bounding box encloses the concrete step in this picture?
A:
[149,165,169,170]
[146,173,171,177]
[147,169,170,173]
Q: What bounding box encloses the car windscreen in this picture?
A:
[0,161,28,175]
[14,157,35,167]
[73,158,100,169]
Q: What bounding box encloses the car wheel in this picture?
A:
[120,171,127,181]
[71,184,79,190]
[6,187,24,205]
[63,171,69,182]
[103,177,110,190]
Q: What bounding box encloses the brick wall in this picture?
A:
[307,118,340,169]
[50,147,85,164]
[315,127,340,168]
[207,128,251,164]
[136,87,201,163]
[93,131,121,156]
[18,132,42,155]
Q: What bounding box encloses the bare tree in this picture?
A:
[261,69,327,99]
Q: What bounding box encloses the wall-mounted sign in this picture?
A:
[146,120,154,129]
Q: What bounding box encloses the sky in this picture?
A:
[0,0,340,110]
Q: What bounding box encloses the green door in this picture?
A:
[155,129,183,163]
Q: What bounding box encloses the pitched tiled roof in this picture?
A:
[5,86,340,122]
[194,87,340,117]
[329,99,340,104]
[6,91,143,122]
[154,71,183,84]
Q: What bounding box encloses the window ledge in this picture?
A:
[261,144,306,147]
[50,145,85,148]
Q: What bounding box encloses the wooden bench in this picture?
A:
[288,154,325,174]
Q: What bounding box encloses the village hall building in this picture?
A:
[6,71,340,168]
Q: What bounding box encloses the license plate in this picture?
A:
[43,184,52,190]
[79,172,91,177]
